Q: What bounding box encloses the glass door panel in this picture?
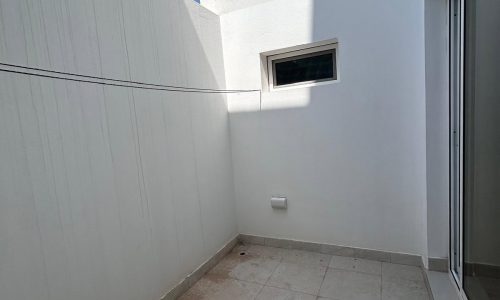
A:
[463,0,500,299]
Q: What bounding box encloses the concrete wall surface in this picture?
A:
[425,0,450,261]
[0,1,237,299]
[220,0,430,257]
[0,1,457,299]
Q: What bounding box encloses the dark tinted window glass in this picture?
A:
[463,1,500,299]
[274,50,336,86]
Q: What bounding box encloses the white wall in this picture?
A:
[425,0,450,260]
[0,1,237,299]
[201,0,273,14]
[220,0,429,256]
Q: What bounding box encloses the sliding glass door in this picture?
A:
[451,0,500,299]
[462,0,500,299]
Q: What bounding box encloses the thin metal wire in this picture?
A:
[0,62,260,94]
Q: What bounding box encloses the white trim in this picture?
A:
[447,271,469,300]
[261,38,338,57]
[264,42,338,91]
[162,234,240,300]
[450,0,465,295]
[239,234,424,266]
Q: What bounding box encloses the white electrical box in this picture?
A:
[271,196,287,209]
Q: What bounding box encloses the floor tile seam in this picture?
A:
[248,243,331,256]
[212,272,266,287]
[381,274,426,285]
[232,253,282,263]
[244,240,424,268]
[380,258,384,300]
[381,273,431,298]
[267,256,324,296]
[317,258,330,298]
[252,282,266,300]
[281,261,331,268]
[214,252,283,288]
[382,261,425,268]
[262,283,320,298]
[327,265,382,277]
[261,255,283,287]
[258,256,310,298]
[319,255,334,297]
[249,253,331,268]
[220,249,416,298]
[324,297,342,300]
[263,281,320,298]
[250,250,332,262]
[241,250,283,261]
[381,263,427,280]
[316,294,341,300]
[325,254,334,268]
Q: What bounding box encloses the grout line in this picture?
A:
[263,250,283,287]
[252,283,265,300]
[317,262,329,297]
[326,254,334,268]
[316,255,335,297]
[380,262,383,300]
[255,249,284,299]
[327,265,382,277]
[186,240,432,300]
[261,251,327,297]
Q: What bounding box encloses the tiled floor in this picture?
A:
[179,244,431,300]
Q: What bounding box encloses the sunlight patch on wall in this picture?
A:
[227,89,311,113]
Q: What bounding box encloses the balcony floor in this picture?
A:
[179,244,430,300]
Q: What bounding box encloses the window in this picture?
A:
[265,42,338,90]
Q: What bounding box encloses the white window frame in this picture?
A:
[266,43,338,91]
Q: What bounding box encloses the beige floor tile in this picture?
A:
[267,262,327,295]
[246,245,284,260]
[382,263,424,282]
[246,245,332,267]
[319,268,381,300]
[255,286,317,300]
[209,252,280,284]
[232,243,250,254]
[179,246,436,300]
[179,274,262,300]
[281,249,332,267]
[330,256,382,275]
[382,277,429,300]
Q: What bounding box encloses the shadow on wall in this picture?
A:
[225,0,428,255]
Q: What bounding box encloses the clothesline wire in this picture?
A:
[0,62,260,94]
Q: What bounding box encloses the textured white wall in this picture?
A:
[0,1,237,299]
[425,0,449,260]
[221,0,429,256]
[201,0,273,14]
